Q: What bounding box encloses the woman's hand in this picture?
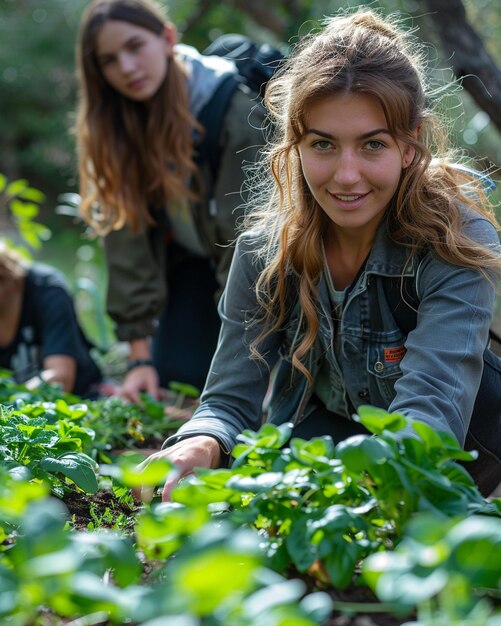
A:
[121,337,159,402]
[121,364,160,403]
[134,436,222,502]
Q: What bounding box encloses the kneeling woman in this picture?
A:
[138,9,501,499]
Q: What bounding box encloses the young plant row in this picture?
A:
[0,466,332,626]
[0,375,500,625]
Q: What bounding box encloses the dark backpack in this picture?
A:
[197,34,285,192]
[369,271,501,496]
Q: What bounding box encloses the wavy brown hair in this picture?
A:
[75,0,201,234]
[246,8,500,383]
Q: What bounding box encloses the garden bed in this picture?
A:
[1,377,501,626]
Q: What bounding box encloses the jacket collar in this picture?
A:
[365,220,416,278]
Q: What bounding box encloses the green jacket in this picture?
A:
[104,82,266,342]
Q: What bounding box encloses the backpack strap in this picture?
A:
[195,74,243,207]
[197,35,283,208]
[374,269,500,348]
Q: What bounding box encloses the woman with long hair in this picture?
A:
[75,0,265,401]
[136,8,501,499]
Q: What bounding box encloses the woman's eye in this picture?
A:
[312,140,331,150]
[99,56,114,67]
[366,140,385,151]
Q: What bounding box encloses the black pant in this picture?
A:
[293,400,500,497]
[152,243,221,392]
[291,403,370,442]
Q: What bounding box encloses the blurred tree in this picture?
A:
[0,0,499,214]
[0,0,87,218]
[418,0,501,132]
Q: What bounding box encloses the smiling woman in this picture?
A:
[298,93,416,288]
[132,7,501,501]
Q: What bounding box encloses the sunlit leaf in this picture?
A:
[5,179,28,197]
[40,452,98,493]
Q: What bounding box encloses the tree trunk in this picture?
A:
[418,0,501,132]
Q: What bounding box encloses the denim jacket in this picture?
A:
[165,211,499,456]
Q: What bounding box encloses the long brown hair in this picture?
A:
[245,8,500,382]
[75,0,201,234]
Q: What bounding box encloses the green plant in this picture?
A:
[363,513,501,625]
[87,502,130,531]
[0,402,98,495]
[0,174,50,251]
[168,380,200,407]
[0,466,333,626]
[2,379,501,626]
[82,393,188,457]
[0,374,187,459]
[166,407,496,592]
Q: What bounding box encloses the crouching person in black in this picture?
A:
[0,244,102,397]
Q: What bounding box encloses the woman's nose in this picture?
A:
[333,151,361,186]
[118,52,136,74]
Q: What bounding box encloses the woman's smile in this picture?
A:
[299,92,415,238]
[328,191,370,209]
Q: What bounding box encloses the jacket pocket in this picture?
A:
[366,330,406,404]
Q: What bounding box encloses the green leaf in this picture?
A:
[168,381,200,398]
[9,199,39,219]
[101,456,174,488]
[323,537,358,589]
[40,452,99,493]
[5,179,28,197]
[74,532,142,587]
[355,405,407,435]
[336,435,395,474]
[447,517,501,588]
[54,399,72,417]
[412,421,468,458]
[242,579,307,617]
[172,478,236,506]
[286,518,317,571]
[226,471,284,493]
[377,567,448,605]
[17,222,43,249]
[289,436,336,466]
[136,503,210,560]
[0,173,7,193]
[299,592,334,623]
[237,422,293,450]
[176,547,260,614]
[16,186,45,203]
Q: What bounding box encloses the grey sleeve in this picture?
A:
[164,232,282,455]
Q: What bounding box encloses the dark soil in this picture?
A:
[324,588,413,626]
[60,487,412,626]
[62,487,139,532]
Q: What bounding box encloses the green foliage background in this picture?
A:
[0,0,500,344]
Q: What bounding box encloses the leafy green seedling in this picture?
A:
[168,381,200,408]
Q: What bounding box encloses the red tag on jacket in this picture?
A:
[384,345,406,363]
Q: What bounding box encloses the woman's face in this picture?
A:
[95,20,175,101]
[298,92,415,239]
